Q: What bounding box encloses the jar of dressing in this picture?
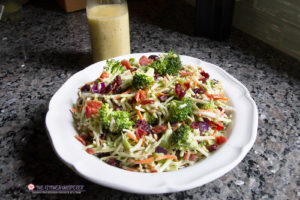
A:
[86,0,130,62]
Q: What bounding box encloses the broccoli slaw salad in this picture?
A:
[71,51,233,173]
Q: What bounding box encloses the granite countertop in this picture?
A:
[0,0,299,199]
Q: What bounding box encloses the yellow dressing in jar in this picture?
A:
[86,1,130,62]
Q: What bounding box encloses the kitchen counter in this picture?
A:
[0,0,299,199]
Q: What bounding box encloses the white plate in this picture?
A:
[46,53,258,194]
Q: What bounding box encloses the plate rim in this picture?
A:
[45,52,258,194]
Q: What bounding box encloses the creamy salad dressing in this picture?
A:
[87,3,130,62]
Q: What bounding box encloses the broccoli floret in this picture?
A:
[99,103,113,129]
[149,58,167,75]
[144,112,159,126]
[164,51,182,75]
[100,104,134,133]
[171,125,198,150]
[168,98,192,123]
[132,68,155,89]
[199,100,216,109]
[111,111,134,133]
[129,58,139,68]
[104,59,125,76]
[149,51,182,75]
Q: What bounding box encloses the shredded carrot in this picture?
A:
[86,148,94,154]
[79,105,83,112]
[179,71,194,77]
[126,167,137,172]
[100,71,109,79]
[156,92,165,96]
[156,155,178,161]
[137,109,143,120]
[150,166,157,173]
[74,135,86,146]
[71,107,78,113]
[89,131,94,137]
[130,157,154,164]
[184,151,190,161]
[145,88,150,95]
[127,132,138,143]
[193,77,199,88]
[215,97,229,101]
[141,138,145,147]
[187,77,198,88]
[212,130,217,136]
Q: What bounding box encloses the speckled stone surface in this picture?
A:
[0,0,299,199]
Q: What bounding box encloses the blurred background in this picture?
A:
[2,0,298,60]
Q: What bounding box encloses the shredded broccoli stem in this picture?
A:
[72,52,233,173]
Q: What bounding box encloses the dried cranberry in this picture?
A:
[152,124,167,133]
[154,72,159,80]
[189,154,198,161]
[141,99,155,105]
[155,146,168,155]
[175,83,187,99]
[128,97,136,104]
[191,121,200,129]
[158,95,168,102]
[113,86,122,94]
[217,106,223,112]
[178,89,187,99]
[193,88,205,94]
[108,158,120,167]
[136,127,147,138]
[200,71,210,83]
[115,75,121,86]
[99,133,106,140]
[207,144,217,152]
[175,83,182,97]
[98,152,110,158]
[184,82,190,90]
[112,101,122,110]
[201,71,209,79]
[156,133,163,140]
[100,82,106,94]
[130,68,138,72]
[171,122,179,127]
[148,55,159,61]
[203,118,210,123]
[175,150,181,158]
[81,84,90,92]
[104,83,113,94]
[135,120,151,133]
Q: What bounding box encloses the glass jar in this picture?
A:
[86,0,130,62]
